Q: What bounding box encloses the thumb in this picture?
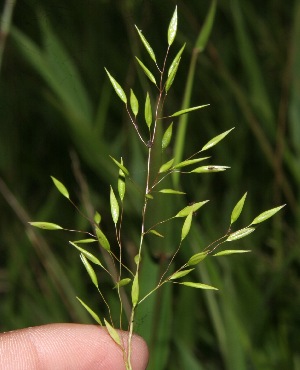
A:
[0,323,149,370]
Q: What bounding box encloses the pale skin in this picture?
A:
[0,323,149,370]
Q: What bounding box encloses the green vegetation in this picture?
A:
[0,1,299,369]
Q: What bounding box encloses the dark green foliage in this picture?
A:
[0,1,299,369]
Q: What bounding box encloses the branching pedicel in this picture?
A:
[29,7,285,369]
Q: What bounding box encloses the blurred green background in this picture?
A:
[0,0,299,369]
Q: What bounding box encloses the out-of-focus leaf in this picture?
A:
[195,0,217,52]
[11,23,92,125]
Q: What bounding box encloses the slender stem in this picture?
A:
[144,215,175,234]
[126,106,148,146]
[62,227,96,239]
[138,283,162,305]
[161,45,170,82]
[126,306,135,369]
[126,42,171,367]
[127,146,151,365]
[158,240,182,284]
[149,169,181,190]
[97,287,113,325]
[115,220,123,329]
[139,262,189,305]
[69,198,91,220]
[208,240,226,254]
